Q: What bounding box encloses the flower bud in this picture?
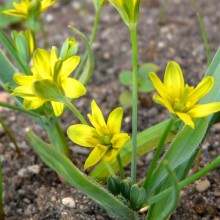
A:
[60,37,78,60]
[129,184,147,211]
[120,179,132,200]
[107,176,121,195]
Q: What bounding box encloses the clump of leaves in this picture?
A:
[119,63,159,108]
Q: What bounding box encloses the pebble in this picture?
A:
[62,197,76,208]
[196,180,211,192]
[18,168,29,177]
[27,165,40,174]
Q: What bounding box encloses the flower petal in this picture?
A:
[111,133,130,149]
[176,112,194,129]
[153,94,175,114]
[33,49,51,79]
[51,101,64,116]
[84,145,107,170]
[13,74,34,86]
[88,100,109,135]
[103,148,119,162]
[164,61,184,98]
[187,76,214,105]
[67,124,101,147]
[11,86,35,99]
[61,78,86,98]
[149,72,171,102]
[23,99,45,109]
[187,103,220,118]
[107,107,123,134]
[60,56,80,78]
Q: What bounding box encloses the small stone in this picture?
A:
[27,165,40,174]
[214,190,220,197]
[196,180,211,192]
[62,197,76,208]
[18,168,28,177]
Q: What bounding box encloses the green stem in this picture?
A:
[143,118,175,189]
[105,163,116,177]
[145,155,220,206]
[44,119,70,158]
[39,18,48,49]
[0,157,5,220]
[117,154,125,180]
[0,101,41,119]
[63,98,88,125]
[197,13,211,66]
[0,118,22,157]
[75,5,102,79]
[129,24,139,184]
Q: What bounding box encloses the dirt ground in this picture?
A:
[0,0,220,219]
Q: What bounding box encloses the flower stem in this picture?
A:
[117,154,125,180]
[105,163,116,177]
[75,5,102,79]
[129,24,139,184]
[143,118,175,189]
[63,98,88,125]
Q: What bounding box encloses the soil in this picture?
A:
[0,0,220,219]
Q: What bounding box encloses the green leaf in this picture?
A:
[90,119,177,180]
[0,30,30,74]
[119,91,132,108]
[119,71,132,86]
[146,161,179,220]
[69,26,95,86]
[138,63,159,78]
[27,131,136,220]
[137,79,154,93]
[0,49,17,89]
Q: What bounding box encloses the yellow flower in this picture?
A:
[11,47,86,116]
[149,61,220,129]
[108,0,141,26]
[67,100,130,170]
[2,0,57,19]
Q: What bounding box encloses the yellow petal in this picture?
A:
[11,86,36,99]
[33,49,51,79]
[164,61,184,98]
[187,103,220,118]
[40,0,57,12]
[149,72,171,102]
[111,133,130,149]
[51,101,64,116]
[61,78,86,98]
[88,100,109,135]
[2,9,27,19]
[187,76,214,105]
[23,99,45,109]
[153,94,175,114]
[107,107,123,134]
[84,145,107,170]
[13,74,34,86]
[103,148,119,162]
[50,46,58,73]
[176,112,194,129]
[60,56,80,78]
[67,124,100,147]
